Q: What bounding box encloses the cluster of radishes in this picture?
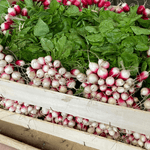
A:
[74,58,149,110]
[0,45,25,83]
[26,56,75,94]
[0,5,28,34]
[0,97,150,149]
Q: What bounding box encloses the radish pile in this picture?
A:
[1,4,28,34]
[26,56,75,94]
[0,45,25,83]
[0,97,150,149]
[77,58,149,109]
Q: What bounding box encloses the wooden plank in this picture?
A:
[0,79,150,135]
[0,134,40,150]
[0,109,144,150]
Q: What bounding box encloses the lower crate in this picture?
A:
[0,109,144,150]
[0,133,39,150]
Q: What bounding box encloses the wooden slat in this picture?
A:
[0,79,150,135]
[0,134,40,150]
[0,109,144,150]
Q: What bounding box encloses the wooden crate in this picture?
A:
[0,79,149,150]
[0,109,144,150]
[0,134,40,150]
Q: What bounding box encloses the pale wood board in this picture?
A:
[0,79,150,135]
[0,134,40,150]
[0,109,144,150]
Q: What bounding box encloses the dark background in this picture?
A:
[112,0,149,8]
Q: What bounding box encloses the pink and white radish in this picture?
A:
[8,8,16,16]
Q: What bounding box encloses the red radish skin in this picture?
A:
[70,69,80,76]
[105,88,112,95]
[121,3,130,12]
[136,71,149,82]
[98,0,105,8]
[97,68,108,79]
[103,1,111,8]
[116,7,124,13]
[117,98,127,107]
[101,95,108,103]
[96,92,103,100]
[126,96,134,106]
[21,8,28,16]
[143,8,150,18]
[89,62,99,73]
[108,67,120,77]
[93,0,99,4]
[99,85,107,92]
[14,5,21,14]
[8,8,16,16]
[137,5,145,14]
[1,22,10,30]
[43,0,50,7]
[15,60,25,66]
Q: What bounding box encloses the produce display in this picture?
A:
[0,0,150,149]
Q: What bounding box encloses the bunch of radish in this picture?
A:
[75,58,149,110]
[26,56,75,94]
[0,5,29,34]
[0,45,26,83]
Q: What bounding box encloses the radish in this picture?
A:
[113,92,120,99]
[43,0,50,7]
[81,0,88,5]
[144,98,150,109]
[126,78,134,86]
[87,127,95,134]
[84,85,91,93]
[121,92,129,101]
[11,71,21,80]
[140,134,147,142]
[14,5,21,14]
[44,55,52,63]
[28,71,36,80]
[5,55,14,63]
[0,45,3,52]
[4,65,13,74]
[108,97,116,105]
[96,92,103,100]
[116,7,124,13]
[31,59,41,69]
[52,79,59,88]
[42,78,51,88]
[124,83,130,90]
[0,60,7,67]
[70,69,80,76]
[136,81,143,88]
[89,62,99,73]
[112,85,117,91]
[103,1,111,8]
[137,5,145,14]
[0,53,5,60]
[105,88,112,95]
[86,69,92,76]
[121,3,130,12]
[21,8,28,16]
[33,78,41,86]
[1,22,10,31]
[136,71,149,82]
[117,87,125,93]
[138,140,144,147]
[66,90,73,95]
[98,59,104,66]
[129,87,135,94]
[98,79,105,85]
[97,67,108,79]
[58,67,66,75]
[98,0,105,8]
[91,91,98,98]
[55,73,61,80]
[101,95,108,103]
[90,84,98,92]
[67,79,76,88]
[15,60,25,66]
[76,73,86,82]
[63,72,72,79]
[59,85,67,93]
[53,60,61,68]
[38,57,45,65]
[143,8,150,18]
[59,78,66,86]
[106,76,115,86]
[118,70,130,80]
[8,8,16,16]
[87,73,98,84]
[68,120,75,128]
[36,69,44,78]
[140,87,150,96]
[126,96,134,106]
[48,68,57,76]
[133,132,141,140]
[9,106,16,112]
[117,98,127,107]
[99,84,107,92]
